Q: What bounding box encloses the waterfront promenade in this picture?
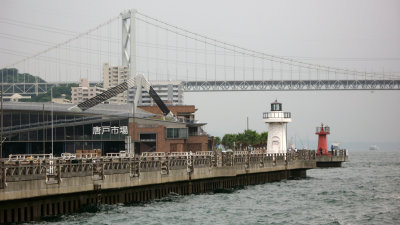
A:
[0,150,315,223]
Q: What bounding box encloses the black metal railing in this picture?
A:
[0,150,317,184]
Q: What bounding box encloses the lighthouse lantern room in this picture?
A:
[263,100,292,154]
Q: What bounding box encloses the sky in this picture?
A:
[1,0,400,150]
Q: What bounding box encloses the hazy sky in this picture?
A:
[1,0,400,150]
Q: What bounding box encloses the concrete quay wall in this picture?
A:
[315,149,348,162]
[315,149,348,167]
[316,155,348,162]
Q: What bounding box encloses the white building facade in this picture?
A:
[71,78,105,104]
[103,63,129,104]
[263,100,292,154]
[127,80,184,105]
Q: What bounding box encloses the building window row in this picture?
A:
[166,128,188,139]
[2,113,128,142]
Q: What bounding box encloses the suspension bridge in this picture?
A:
[1,9,399,96]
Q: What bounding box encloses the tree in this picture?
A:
[222,134,237,149]
[221,130,268,150]
[214,136,221,146]
[236,132,244,149]
[0,68,46,83]
[239,130,261,149]
[246,130,261,148]
[259,132,268,147]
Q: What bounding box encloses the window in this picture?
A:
[140,133,156,141]
[166,128,188,139]
[271,103,282,111]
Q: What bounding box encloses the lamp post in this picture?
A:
[51,87,54,157]
[1,77,3,159]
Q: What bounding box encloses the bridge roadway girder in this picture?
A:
[183,80,400,91]
[1,80,399,96]
[1,82,101,96]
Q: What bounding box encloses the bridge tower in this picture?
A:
[263,100,292,154]
[121,9,137,79]
[121,9,138,154]
[315,123,331,156]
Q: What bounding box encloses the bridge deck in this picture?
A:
[1,79,399,96]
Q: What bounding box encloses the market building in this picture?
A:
[0,102,212,158]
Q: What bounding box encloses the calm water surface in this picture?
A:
[36,151,400,225]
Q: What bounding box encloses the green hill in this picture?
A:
[0,68,46,83]
[1,68,79,102]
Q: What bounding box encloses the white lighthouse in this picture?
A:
[263,100,292,154]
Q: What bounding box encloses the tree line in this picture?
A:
[215,130,268,150]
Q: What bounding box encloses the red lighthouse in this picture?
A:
[316,123,331,156]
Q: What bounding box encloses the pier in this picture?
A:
[315,149,348,167]
[0,150,315,223]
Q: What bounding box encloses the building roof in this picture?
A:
[138,105,196,115]
[4,93,31,99]
[2,102,155,119]
[272,99,281,104]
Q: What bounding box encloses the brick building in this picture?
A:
[131,105,211,154]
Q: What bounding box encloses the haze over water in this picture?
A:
[34,151,400,225]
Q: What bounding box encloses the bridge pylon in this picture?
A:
[121,9,137,79]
